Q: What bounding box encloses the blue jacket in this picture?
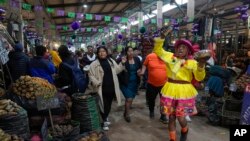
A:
[29,56,56,83]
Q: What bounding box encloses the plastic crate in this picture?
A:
[222,99,242,119]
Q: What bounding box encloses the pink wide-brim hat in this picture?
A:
[174,39,195,54]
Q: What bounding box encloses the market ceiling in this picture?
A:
[20,0,249,37]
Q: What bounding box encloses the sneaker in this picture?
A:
[185,116,192,122]
[104,118,111,126]
[103,125,109,131]
[159,115,168,124]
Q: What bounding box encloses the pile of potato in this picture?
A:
[235,74,250,91]
[0,129,23,141]
[12,76,57,100]
[0,100,21,116]
[50,124,74,137]
[77,132,104,141]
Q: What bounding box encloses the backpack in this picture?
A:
[62,61,87,94]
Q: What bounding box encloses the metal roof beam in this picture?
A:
[48,0,141,8]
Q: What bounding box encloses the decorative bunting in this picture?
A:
[164,19,170,24]
[177,18,182,23]
[57,10,65,16]
[85,14,93,20]
[151,19,157,24]
[56,26,62,30]
[104,27,109,32]
[81,28,85,32]
[114,16,121,22]
[35,6,43,11]
[121,17,128,23]
[63,26,68,31]
[188,17,194,22]
[46,8,54,13]
[78,37,82,42]
[95,15,102,21]
[104,16,111,22]
[98,28,103,32]
[77,13,83,19]
[110,28,114,32]
[144,19,150,24]
[50,24,56,29]
[11,0,19,8]
[22,3,32,11]
[68,12,75,18]
[92,28,97,32]
[86,28,92,32]
[158,18,163,24]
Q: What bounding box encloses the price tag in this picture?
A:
[41,118,48,141]
[36,95,60,111]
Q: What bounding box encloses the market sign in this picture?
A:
[36,95,60,111]
[240,84,250,125]
[41,118,48,141]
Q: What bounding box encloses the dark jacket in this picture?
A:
[55,57,75,95]
[8,51,30,81]
[29,56,56,83]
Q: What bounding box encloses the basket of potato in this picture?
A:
[50,120,80,141]
[74,131,109,141]
[0,128,24,141]
[0,100,30,139]
[0,99,22,117]
[12,76,57,100]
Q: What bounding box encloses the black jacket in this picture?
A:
[8,51,30,81]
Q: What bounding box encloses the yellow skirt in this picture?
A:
[161,82,198,99]
[160,82,198,117]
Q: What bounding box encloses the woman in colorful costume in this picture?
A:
[154,27,207,141]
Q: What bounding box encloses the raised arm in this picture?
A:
[153,38,173,64]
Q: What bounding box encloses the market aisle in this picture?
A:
[105,90,229,141]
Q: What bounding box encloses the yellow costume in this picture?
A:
[153,38,205,116]
[49,50,62,68]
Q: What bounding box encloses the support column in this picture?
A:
[157,1,163,29]
[6,0,23,43]
[34,0,44,43]
[187,0,195,31]
[138,12,144,31]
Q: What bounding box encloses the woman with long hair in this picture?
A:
[89,46,126,130]
[154,27,207,141]
[120,46,141,122]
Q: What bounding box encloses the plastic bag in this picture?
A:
[51,120,80,141]
[0,108,30,139]
[71,93,101,133]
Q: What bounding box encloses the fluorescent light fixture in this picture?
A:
[131,0,188,26]
[78,20,81,23]
[83,4,87,8]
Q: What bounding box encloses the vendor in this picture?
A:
[153,26,206,141]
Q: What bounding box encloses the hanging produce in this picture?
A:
[11,76,57,100]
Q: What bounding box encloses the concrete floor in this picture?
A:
[105,90,229,141]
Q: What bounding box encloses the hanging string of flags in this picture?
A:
[5,1,195,31]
